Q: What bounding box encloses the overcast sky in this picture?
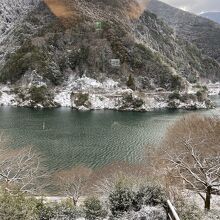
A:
[158,0,220,14]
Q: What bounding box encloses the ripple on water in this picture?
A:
[0,100,219,169]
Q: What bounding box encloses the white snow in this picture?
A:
[54,76,121,108]
[0,85,17,106]
[207,82,220,96]
[0,75,217,111]
[54,91,71,107]
[89,94,120,110]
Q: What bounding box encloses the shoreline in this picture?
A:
[0,77,219,111]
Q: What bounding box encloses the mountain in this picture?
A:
[200,12,220,24]
[148,0,220,62]
[0,0,219,110]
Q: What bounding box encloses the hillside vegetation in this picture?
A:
[149,0,220,62]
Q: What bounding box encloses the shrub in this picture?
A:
[119,205,167,220]
[132,98,144,108]
[0,191,83,220]
[29,86,47,104]
[121,93,144,109]
[170,75,183,90]
[196,90,207,102]
[126,74,136,90]
[35,199,84,220]
[0,190,38,220]
[109,186,135,217]
[175,197,202,220]
[84,197,107,220]
[52,199,84,220]
[133,186,167,211]
[168,91,181,100]
[35,200,55,220]
[74,92,90,107]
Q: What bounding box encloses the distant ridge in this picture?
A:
[200,12,220,24]
[149,0,220,62]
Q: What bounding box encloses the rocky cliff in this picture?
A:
[0,0,219,110]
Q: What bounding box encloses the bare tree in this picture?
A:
[91,162,151,196]
[55,166,92,205]
[0,144,47,194]
[162,114,220,210]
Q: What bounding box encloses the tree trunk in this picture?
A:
[72,197,77,206]
[204,186,211,210]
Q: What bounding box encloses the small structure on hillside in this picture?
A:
[95,21,102,30]
[110,59,120,67]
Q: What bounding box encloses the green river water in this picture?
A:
[0,96,219,170]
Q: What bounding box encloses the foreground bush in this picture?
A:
[109,184,167,217]
[83,196,108,220]
[109,186,135,216]
[0,190,39,220]
[0,190,84,220]
[175,197,202,220]
[113,206,167,220]
[133,185,167,211]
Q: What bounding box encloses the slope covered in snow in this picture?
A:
[148,0,220,62]
[0,0,219,110]
[0,0,40,42]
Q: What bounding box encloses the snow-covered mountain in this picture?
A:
[149,0,220,63]
[200,12,220,24]
[0,0,219,110]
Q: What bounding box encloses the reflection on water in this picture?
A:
[0,96,219,170]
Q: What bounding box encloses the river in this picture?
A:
[0,96,219,170]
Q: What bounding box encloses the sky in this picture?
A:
[158,0,220,14]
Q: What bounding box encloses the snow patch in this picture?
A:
[207,82,220,96]
[0,85,17,106]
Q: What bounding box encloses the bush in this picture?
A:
[0,191,77,220]
[196,90,207,102]
[121,93,144,109]
[109,184,167,218]
[0,190,39,220]
[74,92,90,107]
[52,199,84,220]
[175,197,202,220]
[83,197,107,220]
[109,186,135,217]
[132,98,144,108]
[179,93,197,103]
[168,91,181,100]
[35,200,55,220]
[170,75,183,90]
[118,206,167,220]
[133,186,167,211]
[29,86,47,104]
[126,74,136,90]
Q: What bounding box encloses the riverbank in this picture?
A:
[0,77,218,111]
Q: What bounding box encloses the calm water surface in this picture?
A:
[0,96,219,170]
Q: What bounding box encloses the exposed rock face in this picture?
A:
[148,0,220,62]
[0,0,219,110]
